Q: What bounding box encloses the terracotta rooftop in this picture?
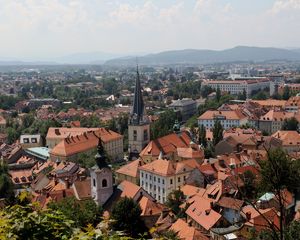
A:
[140,131,191,157]
[185,195,222,231]
[218,197,244,211]
[272,130,300,146]
[139,159,193,177]
[116,159,141,178]
[170,218,209,240]
[198,110,247,121]
[138,196,164,216]
[50,128,122,157]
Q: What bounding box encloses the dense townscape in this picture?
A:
[1,61,300,240]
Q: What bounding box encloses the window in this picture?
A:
[150,184,152,189]
[31,138,37,143]
[158,178,160,183]
[178,177,181,182]
[133,130,137,141]
[141,172,144,178]
[23,138,29,143]
[150,175,152,180]
[143,129,148,141]
[102,179,108,188]
[163,188,165,194]
[154,185,156,191]
[158,186,160,191]
[93,178,96,187]
[154,176,156,182]
[184,175,186,181]
[162,179,165,184]
[170,179,173,184]
[145,174,148,179]
[141,181,144,186]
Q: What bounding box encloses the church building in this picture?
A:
[128,66,150,158]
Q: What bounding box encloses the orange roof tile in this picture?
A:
[272,130,300,146]
[139,159,193,177]
[118,180,142,199]
[140,131,191,157]
[116,159,141,178]
[170,219,209,240]
[50,128,122,157]
[138,196,164,216]
[185,195,222,231]
[198,110,247,121]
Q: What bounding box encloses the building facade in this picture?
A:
[139,159,193,203]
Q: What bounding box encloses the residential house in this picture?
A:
[139,159,193,203]
[272,130,300,153]
[217,197,244,224]
[259,110,294,134]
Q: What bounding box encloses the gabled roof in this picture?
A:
[138,196,164,216]
[116,159,141,178]
[140,131,191,157]
[170,219,209,240]
[50,129,122,157]
[185,195,222,231]
[218,197,244,211]
[272,130,300,146]
[139,159,193,177]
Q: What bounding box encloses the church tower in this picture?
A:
[128,66,150,158]
[90,138,113,205]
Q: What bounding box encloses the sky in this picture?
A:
[0,0,300,60]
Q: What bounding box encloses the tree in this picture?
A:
[238,89,247,100]
[282,117,298,131]
[165,189,185,217]
[0,160,15,203]
[282,86,290,100]
[258,148,300,240]
[216,87,221,102]
[150,110,177,140]
[198,124,207,148]
[212,120,223,145]
[111,197,147,237]
[0,203,75,239]
[48,197,103,228]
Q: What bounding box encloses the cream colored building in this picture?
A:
[139,159,193,203]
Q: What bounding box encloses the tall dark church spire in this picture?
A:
[131,65,144,125]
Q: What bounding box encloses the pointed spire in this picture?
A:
[131,64,144,125]
[95,137,109,169]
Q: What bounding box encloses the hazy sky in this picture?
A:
[0,0,300,59]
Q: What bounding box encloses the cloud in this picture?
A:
[270,0,300,14]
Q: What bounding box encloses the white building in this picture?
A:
[198,110,248,130]
[139,159,193,203]
[201,78,270,97]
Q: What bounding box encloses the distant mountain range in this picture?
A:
[1,46,300,66]
[104,46,300,65]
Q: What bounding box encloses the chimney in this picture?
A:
[205,209,211,215]
[246,212,251,221]
[210,201,214,209]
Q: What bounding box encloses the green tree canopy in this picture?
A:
[48,196,103,228]
[212,120,224,146]
[282,117,298,131]
[0,160,15,203]
[165,189,185,217]
[111,197,147,237]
